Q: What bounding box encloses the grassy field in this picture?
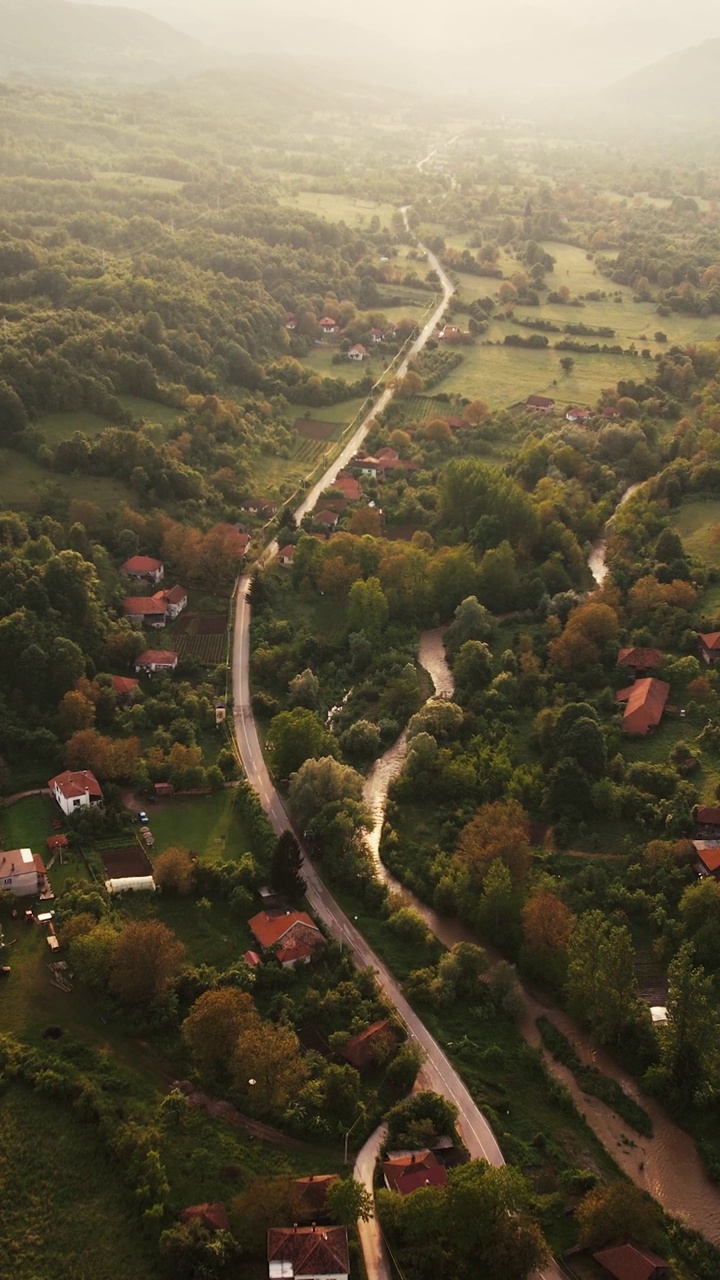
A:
[119,395,183,427]
[38,409,118,443]
[437,341,641,410]
[671,499,720,568]
[0,1086,158,1280]
[141,789,252,862]
[0,448,133,511]
[253,397,368,495]
[278,190,397,230]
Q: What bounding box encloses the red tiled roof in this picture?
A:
[697,806,720,825]
[340,1019,395,1069]
[48,769,102,800]
[267,1226,349,1277]
[33,853,46,876]
[615,678,669,735]
[593,1242,669,1280]
[700,631,720,652]
[243,949,261,967]
[135,649,178,667]
[123,596,167,616]
[46,835,68,851]
[314,510,339,526]
[120,555,162,573]
[279,544,295,559]
[153,584,187,605]
[110,676,139,696]
[277,938,315,965]
[248,911,320,948]
[691,841,720,872]
[349,343,367,355]
[319,317,337,327]
[618,647,663,669]
[179,1203,231,1233]
[335,476,362,500]
[383,1150,448,1195]
[526,394,554,408]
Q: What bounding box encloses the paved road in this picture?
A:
[354,1125,392,1280]
[230,230,564,1280]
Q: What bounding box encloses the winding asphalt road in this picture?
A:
[230,229,563,1280]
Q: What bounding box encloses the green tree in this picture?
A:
[444,595,494,659]
[576,1179,660,1250]
[452,640,493,702]
[560,356,574,374]
[154,846,195,895]
[109,920,185,1004]
[658,943,718,1099]
[268,708,337,778]
[288,668,320,709]
[566,911,646,1045]
[347,576,389,640]
[270,830,307,903]
[182,988,257,1076]
[476,541,520,611]
[288,756,364,828]
[326,1177,374,1225]
[69,921,119,990]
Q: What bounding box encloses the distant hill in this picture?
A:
[0,0,228,82]
[605,38,720,118]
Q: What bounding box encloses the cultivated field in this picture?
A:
[173,612,228,664]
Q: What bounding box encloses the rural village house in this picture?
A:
[134,649,179,674]
[152,584,188,620]
[319,317,339,334]
[615,677,669,735]
[382,1149,448,1195]
[592,1242,670,1280]
[48,769,103,816]
[617,646,663,675]
[0,847,44,897]
[267,1225,349,1280]
[120,555,164,584]
[525,394,555,413]
[691,841,720,879]
[339,1019,396,1070]
[110,675,140,701]
[348,343,367,361]
[248,910,325,968]
[698,630,720,665]
[122,596,168,628]
[278,544,295,568]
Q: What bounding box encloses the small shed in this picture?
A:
[154,782,174,797]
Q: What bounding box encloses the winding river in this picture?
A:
[363,615,720,1242]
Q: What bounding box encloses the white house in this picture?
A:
[120,555,164,584]
[319,317,338,335]
[152,584,188,620]
[135,649,179,674]
[348,343,367,361]
[0,847,40,897]
[278,544,295,568]
[48,770,103,817]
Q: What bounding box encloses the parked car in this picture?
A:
[137,810,149,825]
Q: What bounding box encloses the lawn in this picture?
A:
[142,789,253,863]
[437,340,641,410]
[279,190,397,230]
[671,499,720,569]
[38,409,118,444]
[0,1086,158,1280]
[121,886,253,970]
[119,395,183,428]
[2,793,55,852]
[0,448,133,511]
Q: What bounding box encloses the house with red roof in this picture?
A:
[699,631,720,665]
[348,343,367,361]
[525,394,555,413]
[135,649,179,674]
[696,806,720,834]
[267,1225,349,1280]
[110,675,140,701]
[313,509,339,532]
[382,1149,448,1195]
[0,847,42,897]
[152,584,188,621]
[369,327,383,343]
[566,407,592,422]
[122,596,168,628]
[615,678,670,735]
[617,647,663,675]
[248,910,324,968]
[120,555,164,584]
[691,841,720,878]
[180,1203,231,1233]
[339,1019,397,1070]
[319,317,339,334]
[279,544,295,568]
[285,314,297,331]
[48,769,103,817]
[592,1242,669,1280]
[334,473,362,502]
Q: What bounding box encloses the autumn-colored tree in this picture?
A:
[109,920,185,1004]
[548,602,619,671]
[318,555,362,598]
[57,689,95,738]
[462,399,490,425]
[232,1018,308,1115]
[451,801,531,926]
[182,988,258,1074]
[521,891,576,962]
[348,507,383,536]
[154,846,195,895]
[64,729,141,781]
[577,1179,660,1251]
[230,1179,305,1254]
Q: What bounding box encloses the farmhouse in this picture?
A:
[698,631,720,665]
[525,394,555,413]
[248,910,325,968]
[319,317,338,334]
[369,327,383,343]
[110,675,140,701]
[135,649,179,674]
[0,847,41,897]
[566,407,591,422]
[152,584,188,620]
[382,1150,448,1195]
[691,841,720,878]
[285,314,297,331]
[615,678,669,735]
[339,1019,396,1070]
[334,473,362,501]
[120,555,164,584]
[122,596,168,628]
[267,1226,349,1280]
[348,343,367,361]
[696,805,720,835]
[592,1242,669,1280]
[48,769,103,816]
[313,509,339,531]
[279,544,295,567]
[618,646,663,674]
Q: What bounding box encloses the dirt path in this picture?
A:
[176,1083,308,1148]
